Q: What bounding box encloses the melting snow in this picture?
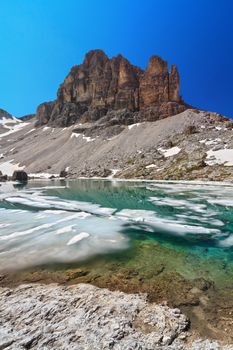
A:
[0,160,25,176]
[128,123,141,130]
[25,128,36,135]
[159,146,181,158]
[70,133,95,142]
[28,173,59,179]
[108,169,120,179]
[83,136,96,142]
[0,116,20,128]
[0,121,29,139]
[71,133,81,139]
[146,164,157,169]
[199,138,221,146]
[206,149,233,166]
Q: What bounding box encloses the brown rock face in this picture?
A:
[57,50,142,111]
[36,50,188,127]
[169,65,180,102]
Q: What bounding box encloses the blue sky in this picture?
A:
[0,0,232,117]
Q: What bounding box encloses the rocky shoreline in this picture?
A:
[0,283,232,350]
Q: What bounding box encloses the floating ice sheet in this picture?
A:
[0,179,233,271]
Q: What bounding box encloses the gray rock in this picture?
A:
[0,283,232,350]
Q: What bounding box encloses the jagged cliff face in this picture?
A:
[58,51,142,111]
[36,50,188,127]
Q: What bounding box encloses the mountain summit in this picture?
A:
[36,50,188,127]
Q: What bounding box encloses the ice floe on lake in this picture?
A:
[0,179,233,270]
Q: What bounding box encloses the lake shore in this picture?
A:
[0,179,233,347]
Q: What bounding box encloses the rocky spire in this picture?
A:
[169,64,180,102]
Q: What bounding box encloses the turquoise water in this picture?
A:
[0,179,233,282]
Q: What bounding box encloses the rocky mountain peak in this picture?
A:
[0,108,13,120]
[83,49,108,66]
[146,55,168,75]
[36,50,188,127]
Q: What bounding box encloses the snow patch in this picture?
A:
[206,149,233,166]
[108,169,120,179]
[28,173,59,179]
[25,128,36,135]
[0,160,25,176]
[146,164,157,169]
[128,123,141,130]
[159,146,181,158]
[83,136,96,142]
[71,133,81,139]
[199,138,221,146]
[0,116,20,128]
[0,121,29,139]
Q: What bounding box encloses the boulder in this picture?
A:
[60,169,68,178]
[12,170,28,182]
[0,174,7,182]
